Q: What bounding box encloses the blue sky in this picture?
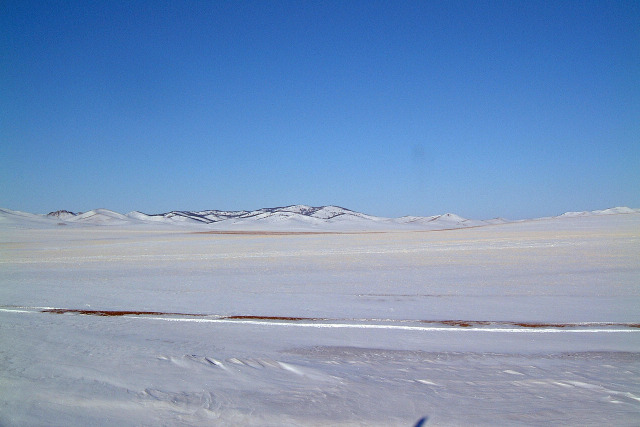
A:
[1,1,638,219]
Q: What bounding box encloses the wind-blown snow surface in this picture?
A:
[0,209,639,425]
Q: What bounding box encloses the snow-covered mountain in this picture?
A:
[0,205,638,231]
[138,205,381,225]
[137,205,413,230]
[557,206,639,217]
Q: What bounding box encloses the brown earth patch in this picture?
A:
[38,308,640,328]
[224,315,327,321]
[42,308,207,317]
[422,320,640,329]
[421,320,494,327]
[192,230,375,236]
[512,322,567,328]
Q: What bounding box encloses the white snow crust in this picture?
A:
[1,207,639,425]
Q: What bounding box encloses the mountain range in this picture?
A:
[1,205,638,231]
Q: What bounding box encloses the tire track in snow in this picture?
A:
[1,306,638,333]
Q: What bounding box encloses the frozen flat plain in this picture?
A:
[1,213,639,426]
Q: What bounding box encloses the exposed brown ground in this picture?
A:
[191,227,483,236]
[39,308,640,328]
[420,320,640,328]
[192,230,376,235]
[226,315,328,321]
[41,308,208,317]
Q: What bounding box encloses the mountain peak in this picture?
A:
[47,210,77,219]
[3,205,637,232]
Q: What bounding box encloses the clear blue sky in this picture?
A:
[1,1,638,219]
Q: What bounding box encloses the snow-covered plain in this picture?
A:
[1,208,639,426]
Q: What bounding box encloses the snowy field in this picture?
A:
[1,211,639,426]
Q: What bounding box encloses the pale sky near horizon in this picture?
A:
[1,1,638,220]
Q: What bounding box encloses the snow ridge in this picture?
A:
[0,205,637,231]
[144,205,377,226]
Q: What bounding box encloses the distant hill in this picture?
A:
[0,205,638,231]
